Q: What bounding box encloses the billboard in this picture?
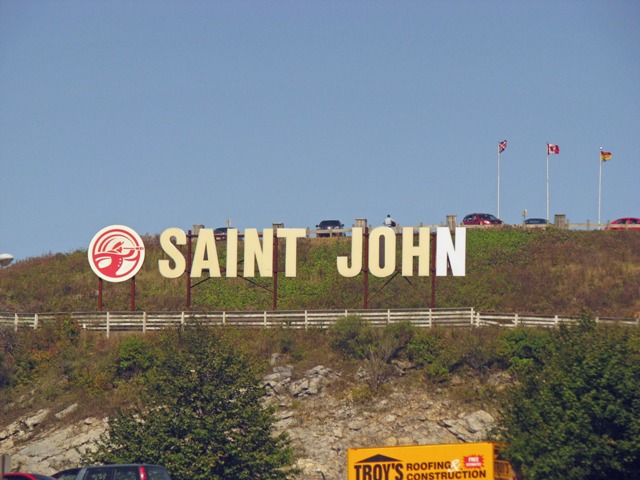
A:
[347,442,516,480]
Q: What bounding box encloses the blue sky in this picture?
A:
[1,0,638,261]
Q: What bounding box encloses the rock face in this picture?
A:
[0,365,499,480]
[0,407,107,473]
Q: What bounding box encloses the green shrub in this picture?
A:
[497,327,551,376]
[328,315,374,359]
[382,321,416,358]
[115,335,157,380]
[447,327,502,374]
[57,316,80,345]
[406,330,451,382]
[0,328,18,387]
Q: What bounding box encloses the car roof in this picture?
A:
[5,474,56,480]
[53,465,166,477]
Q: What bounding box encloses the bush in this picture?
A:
[447,327,502,374]
[382,321,416,359]
[497,327,551,376]
[497,318,640,479]
[0,328,18,387]
[115,335,157,380]
[406,330,451,382]
[328,315,375,359]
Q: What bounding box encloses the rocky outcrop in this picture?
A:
[0,407,107,473]
[1,365,500,480]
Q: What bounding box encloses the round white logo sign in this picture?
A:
[88,225,145,282]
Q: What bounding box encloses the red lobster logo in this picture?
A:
[88,225,145,282]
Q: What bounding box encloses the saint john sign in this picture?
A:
[89,224,466,310]
[89,225,465,283]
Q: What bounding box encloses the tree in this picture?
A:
[496,317,640,480]
[84,325,297,480]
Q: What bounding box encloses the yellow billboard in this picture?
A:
[347,442,516,480]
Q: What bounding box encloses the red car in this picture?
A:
[462,213,503,226]
[606,217,640,230]
[3,474,56,480]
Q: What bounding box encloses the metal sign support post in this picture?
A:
[186,230,193,310]
[273,231,279,311]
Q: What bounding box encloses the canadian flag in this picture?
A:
[547,144,560,155]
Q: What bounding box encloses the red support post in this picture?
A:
[186,229,192,310]
[363,225,369,309]
[130,276,136,312]
[273,231,278,310]
[98,278,103,311]
[430,231,437,308]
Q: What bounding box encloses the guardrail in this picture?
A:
[1,309,638,336]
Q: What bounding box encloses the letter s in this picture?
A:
[159,228,186,278]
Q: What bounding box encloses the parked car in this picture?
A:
[213,227,229,240]
[316,220,345,237]
[52,465,171,480]
[3,473,56,480]
[606,217,640,230]
[524,218,549,225]
[461,213,503,226]
[51,470,80,480]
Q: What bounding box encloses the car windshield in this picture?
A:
[319,221,341,228]
[479,214,497,221]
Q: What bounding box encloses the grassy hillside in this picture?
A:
[1,228,639,317]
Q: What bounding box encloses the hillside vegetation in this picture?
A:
[1,228,639,479]
[1,228,639,317]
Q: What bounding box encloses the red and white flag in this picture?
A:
[498,140,507,153]
[547,143,560,155]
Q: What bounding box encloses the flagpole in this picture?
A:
[546,148,549,222]
[497,145,501,218]
[598,147,603,225]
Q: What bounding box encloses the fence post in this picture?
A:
[14,313,18,332]
[304,310,308,330]
[143,311,147,333]
[181,311,185,330]
[555,315,559,326]
[264,311,268,328]
[387,309,391,324]
[428,308,432,328]
[34,313,39,330]
[106,312,110,338]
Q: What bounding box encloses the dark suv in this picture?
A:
[316,220,345,237]
[53,465,171,480]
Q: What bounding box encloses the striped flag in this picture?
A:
[600,150,612,162]
[547,143,560,155]
[498,140,507,153]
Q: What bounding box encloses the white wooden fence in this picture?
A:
[1,309,638,337]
